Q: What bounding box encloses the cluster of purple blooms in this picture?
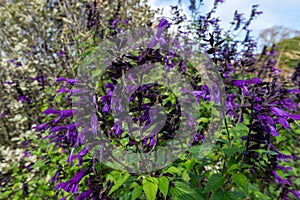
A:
[32,15,217,198]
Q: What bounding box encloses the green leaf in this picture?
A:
[142,176,159,200]
[184,160,195,171]
[182,170,191,182]
[164,166,182,175]
[120,138,129,146]
[231,123,249,138]
[131,185,142,200]
[210,190,235,200]
[169,181,203,200]
[158,176,169,199]
[108,173,130,196]
[249,183,271,199]
[253,190,271,200]
[228,164,239,172]
[198,117,209,123]
[203,174,225,192]
[222,147,245,157]
[232,174,249,194]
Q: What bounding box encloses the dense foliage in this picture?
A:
[0,0,299,200]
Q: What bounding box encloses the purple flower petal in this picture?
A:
[43,108,60,115]
[67,147,89,166]
[76,189,93,200]
[91,113,98,135]
[55,169,88,194]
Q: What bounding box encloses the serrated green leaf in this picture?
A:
[253,190,272,200]
[164,166,182,175]
[108,173,130,196]
[232,173,248,194]
[120,138,129,146]
[228,164,239,172]
[158,176,169,199]
[211,190,235,200]
[182,170,191,182]
[169,181,203,200]
[184,160,195,171]
[142,177,158,200]
[231,123,249,138]
[222,147,245,157]
[131,185,142,200]
[203,174,224,192]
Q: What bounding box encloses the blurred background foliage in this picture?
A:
[0,0,156,146]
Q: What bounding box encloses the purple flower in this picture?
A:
[111,121,122,135]
[76,189,94,200]
[269,106,300,129]
[191,85,211,104]
[52,123,77,133]
[8,58,17,63]
[286,89,300,94]
[57,87,69,94]
[67,147,89,166]
[43,108,60,115]
[23,150,32,158]
[51,167,62,183]
[148,18,171,48]
[101,88,113,114]
[15,62,22,67]
[269,107,289,117]
[290,190,300,199]
[55,169,88,194]
[113,98,123,113]
[33,123,51,132]
[212,82,220,103]
[193,134,205,143]
[57,88,82,99]
[122,19,129,25]
[276,117,291,129]
[91,113,98,135]
[232,77,261,95]
[280,98,298,111]
[257,114,278,136]
[0,112,7,118]
[149,137,156,147]
[276,153,293,163]
[78,126,89,142]
[45,122,81,147]
[56,77,80,85]
[43,108,76,123]
[157,18,171,29]
[17,96,28,103]
[3,81,15,85]
[272,170,290,185]
[215,0,225,3]
[30,75,46,86]
[20,140,31,148]
[57,51,66,57]
[143,136,156,147]
[25,163,33,171]
[276,165,292,173]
